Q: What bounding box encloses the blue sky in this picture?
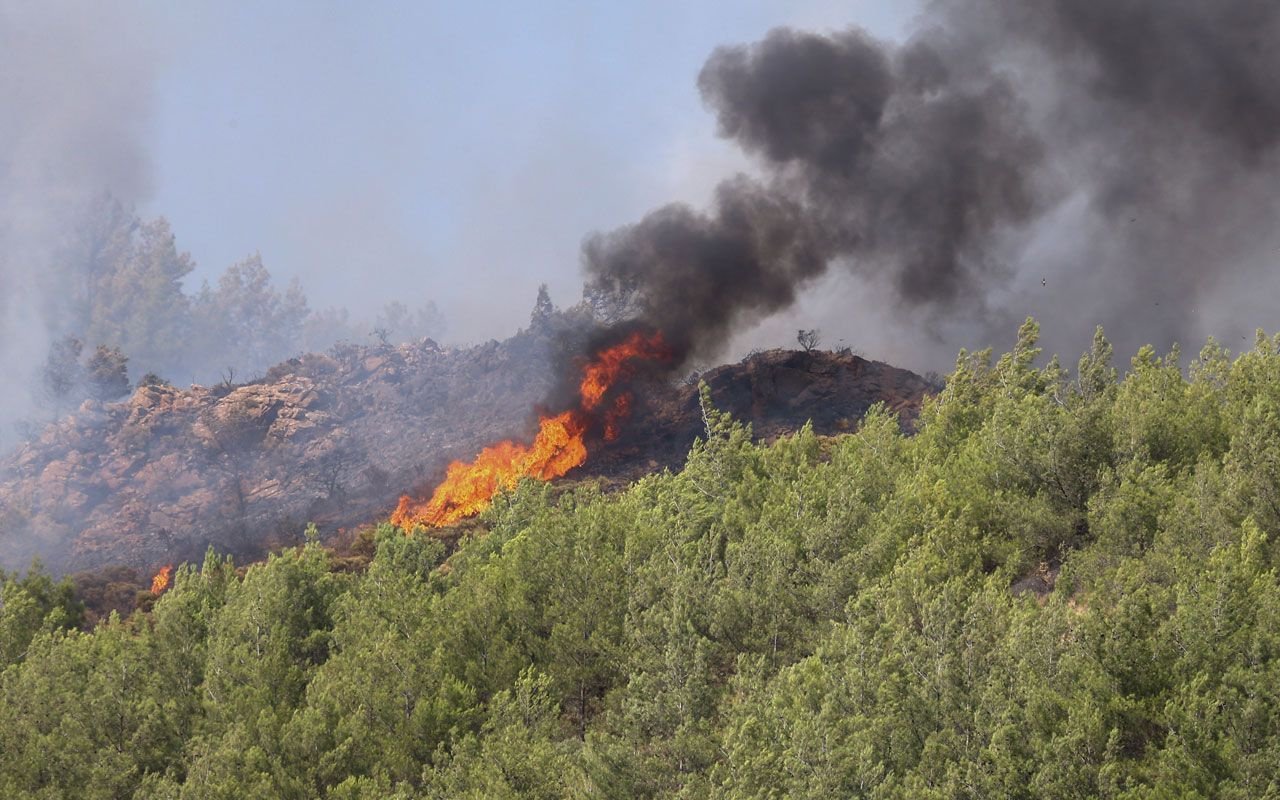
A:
[141,1,919,344]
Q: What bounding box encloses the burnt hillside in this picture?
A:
[590,348,931,481]
[0,329,930,574]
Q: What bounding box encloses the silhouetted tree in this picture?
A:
[191,254,309,379]
[530,284,555,329]
[85,345,129,401]
[796,328,821,352]
[582,278,642,326]
[41,336,85,412]
[86,217,194,378]
[373,299,445,344]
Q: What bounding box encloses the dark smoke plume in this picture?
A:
[581,176,825,361]
[583,0,1280,366]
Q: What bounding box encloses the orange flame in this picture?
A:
[579,331,670,411]
[150,565,173,594]
[392,330,669,528]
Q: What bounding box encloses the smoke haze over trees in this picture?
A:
[0,3,155,448]
[5,0,1280,445]
[0,3,450,452]
[2,195,446,450]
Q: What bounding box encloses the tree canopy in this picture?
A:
[4,320,1280,798]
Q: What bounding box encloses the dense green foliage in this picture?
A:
[6,319,1280,798]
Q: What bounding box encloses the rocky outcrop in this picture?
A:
[591,348,933,480]
[1,332,556,572]
[0,333,932,573]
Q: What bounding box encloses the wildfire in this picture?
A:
[579,332,670,411]
[392,330,669,528]
[150,564,173,595]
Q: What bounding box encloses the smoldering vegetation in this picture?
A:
[583,0,1280,366]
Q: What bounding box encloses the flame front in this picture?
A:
[151,565,173,594]
[391,410,588,528]
[392,330,669,529]
[579,331,670,411]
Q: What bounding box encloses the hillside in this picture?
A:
[4,321,1280,798]
[0,326,931,573]
[0,331,553,573]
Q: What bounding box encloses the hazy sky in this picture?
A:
[140,1,920,350]
[17,0,1270,390]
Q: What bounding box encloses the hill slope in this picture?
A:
[4,322,1280,797]
[0,330,930,572]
